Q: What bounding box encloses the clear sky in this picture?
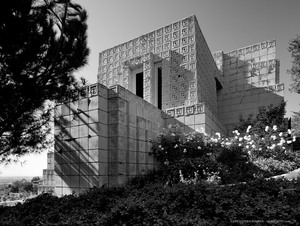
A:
[1,0,300,176]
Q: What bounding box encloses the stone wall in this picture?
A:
[213,40,284,131]
[46,83,165,196]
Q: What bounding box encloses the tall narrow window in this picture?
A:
[136,72,144,98]
[157,67,162,109]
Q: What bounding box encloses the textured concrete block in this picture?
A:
[109,176,118,186]
[89,162,99,176]
[98,110,108,125]
[54,187,63,197]
[78,98,89,112]
[70,163,80,176]
[99,162,108,175]
[118,163,126,176]
[185,114,195,125]
[99,137,108,149]
[139,152,146,164]
[128,126,136,139]
[89,149,99,162]
[128,151,137,163]
[79,163,90,176]
[99,97,108,111]
[99,176,108,187]
[70,176,80,187]
[108,163,118,175]
[118,149,127,163]
[79,176,91,189]
[77,137,89,151]
[138,141,146,152]
[137,128,146,141]
[139,164,146,174]
[79,125,88,137]
[128,139,137,151]
[89,110,99,123]
[99,149,108,162]
[129,114,137,127]
[89,136,99,149]
[109,149,118,162]
[70,126,78,138]
[128,163,137,175]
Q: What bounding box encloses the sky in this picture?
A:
[1,0,300,177]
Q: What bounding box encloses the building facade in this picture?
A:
[39,15,284,196]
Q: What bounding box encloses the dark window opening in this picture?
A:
[136,72,144,98]
[158,67,162,109]
[215,77,222,91]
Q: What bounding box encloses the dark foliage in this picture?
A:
[236,101,286,134]
[0,174,300,225]
[0,0,89,162]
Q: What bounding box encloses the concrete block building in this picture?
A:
[39,15,284,195]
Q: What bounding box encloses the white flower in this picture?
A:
[279,132,283,137]
[239,137,243,142]
[265,126,269,132]
[288,129,292,134]
[174,144,178,148]
[183,149,187,153]
[197,146,201,150]
[246,145,249,149]
[246,125,252,133]
[293,136,296,142]
[215,132,221,138]
[287,140,292,144]
[273,125,278,131]
[271,135,277,140]
[251,145,256,149]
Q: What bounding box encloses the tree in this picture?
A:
[291,111,300,136]
[10,179,33,193]
[0,0,89,162]
[288,35,300,93]
[31,176,41,183]
[235,101,286,134]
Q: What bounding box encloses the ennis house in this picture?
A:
[40,16,284,195]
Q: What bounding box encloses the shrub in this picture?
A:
[150,124,300,185]
[0,175,300,225]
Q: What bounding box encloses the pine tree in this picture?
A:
[0,0,89,162]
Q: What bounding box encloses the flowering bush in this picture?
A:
[151,124,300,185]
[225,125,300,176]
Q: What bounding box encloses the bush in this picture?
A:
[150,125,300,185]
[0,177,300,225]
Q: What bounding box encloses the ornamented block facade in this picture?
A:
[39,15,284,195]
